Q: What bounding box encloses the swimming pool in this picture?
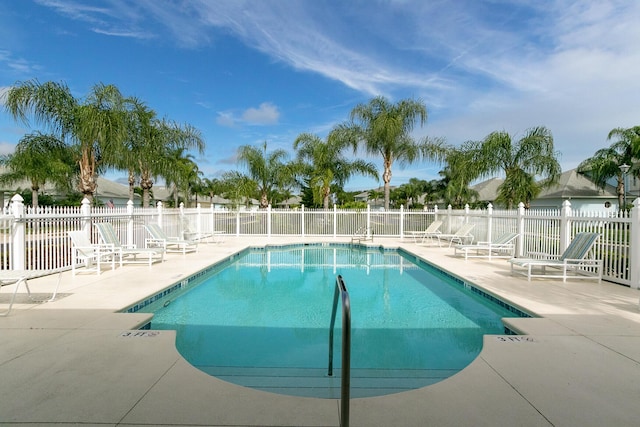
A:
[134,244,530,398]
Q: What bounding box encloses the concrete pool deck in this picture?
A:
[1,236,639,426]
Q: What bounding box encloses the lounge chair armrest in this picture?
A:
[529,251,560,259]
[145,238,166,248]
[563,258,602,265]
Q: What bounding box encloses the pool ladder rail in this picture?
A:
[328,275,351,427]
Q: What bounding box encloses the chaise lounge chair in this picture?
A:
[0,269,63,316]
[454,232,519,260]
[68,230,120,275]
[95,222,164,266]
[351,226,373,244]
[436,223,475,247]
[182,219,225,244]
[508,232,602,282]
[144,223,198,254]
[407,220,443,245]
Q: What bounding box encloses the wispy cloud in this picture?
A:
[216,102,280,127]
[35,0,155,40]
[0,50,41,77]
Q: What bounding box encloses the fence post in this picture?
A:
[80,197,92,236]
[179,202,185,237]
[236,208,241,237]
[517,202,525,257]
[196,203,203,237]
[301,204,305,238]
[559,200,572,253]
[156,201,163,226]
[267,204,272,238]
[10,194,25,270]
[487,203,493,243]
[400,205,404,239]
[210,203,215,234]
[333,204,337,239]
[447,205,453,233]
[367,204,371,238]
[126,200,135,247]
[630,198,640,289]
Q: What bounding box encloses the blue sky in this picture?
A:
[0,0,638,191]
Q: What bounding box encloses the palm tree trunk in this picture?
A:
[383,161,392,210]
[128,170,136,201]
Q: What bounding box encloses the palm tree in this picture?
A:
[474,127,561,209]
[294,131,378,209]
[346,96,448,210]
[4,80,128,202]
[137,120,204,208]
[237,142,290,208]
[111,97,157,202]
[440,142,481,208]
[0,132,76,207]
[578,127,638,210]
[164,149,202,207]
[220,170,257,208]
[201,177,224,205]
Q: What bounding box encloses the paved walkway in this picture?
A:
[1,237,639,426]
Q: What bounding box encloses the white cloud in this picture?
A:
[0,141,16,156]
[215,112,236,128]
[241,102,279,125]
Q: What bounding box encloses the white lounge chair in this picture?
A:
[436,223,475,247]
[508,232,602,282]
[0,269,63,316]
[351,226,373,244]
[95,222,164,266]
[407,220,443,245]
[454,232,519,260]
[144,224,198,254]
[182,219,225,243]
[68,230,119,275]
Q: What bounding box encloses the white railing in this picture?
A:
[2,194,639,288]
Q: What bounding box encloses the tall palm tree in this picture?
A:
[346,96,448,210]
[0,132,76,207]
[578,127,637,210]
[220,170,257,208]
[237,142,290,208]
[111,97,157,202]
[474,127,561,209]
[137,120,204,208]
[4,80,128,202]
[201,177,224,205]
[163,148,201,207]
[294,131,378,209]
[440,142,481,208]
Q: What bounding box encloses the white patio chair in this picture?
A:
[68,230,119,275]
[0,269,63,316]
[436,223,475,247]
[508,232,602,282]
[407,220,443,245]
[144,224,198,254]
[454,232,518,260]
[95,222,164,266]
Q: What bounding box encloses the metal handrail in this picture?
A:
[328,274,351,427]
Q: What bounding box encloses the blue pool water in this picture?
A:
[138,244,528,398]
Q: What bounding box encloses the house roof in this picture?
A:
[470,169,618,202]
[94,177,138,199]
[471,177,503,201]
[537,169,617,199]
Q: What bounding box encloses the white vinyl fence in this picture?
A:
[2,194,638,288]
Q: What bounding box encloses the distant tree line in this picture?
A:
[2,79,638,210]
